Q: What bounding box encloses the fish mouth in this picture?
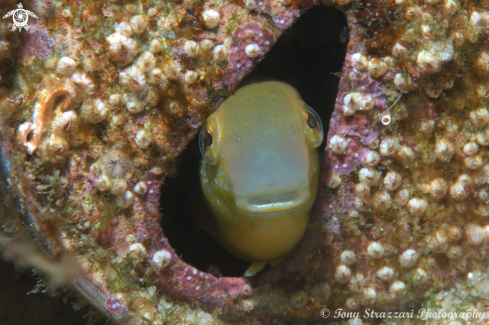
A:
[234,186,310,213]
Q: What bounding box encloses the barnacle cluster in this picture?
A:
[3,0,489,323]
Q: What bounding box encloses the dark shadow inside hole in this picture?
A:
[160,6,348,277]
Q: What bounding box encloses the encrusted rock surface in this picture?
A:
[2,0,489,324]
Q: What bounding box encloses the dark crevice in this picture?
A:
[160,6,348,277]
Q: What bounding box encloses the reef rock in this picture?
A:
[2,0,489,324]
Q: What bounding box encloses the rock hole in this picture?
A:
[161,6,347,277]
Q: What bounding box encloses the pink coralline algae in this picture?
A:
[144,170,165,202]
[174,263,218,298]
[325,54,390,175]
[105,296,127,315]
[19,26,53,61]
[254,0,301,29]
[218,277,249,299]
[225,22,276,85]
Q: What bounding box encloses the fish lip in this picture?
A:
[234,186,311,213]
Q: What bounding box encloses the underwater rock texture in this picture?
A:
[2,0,489,324]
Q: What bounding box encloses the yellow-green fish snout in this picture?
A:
[199,81,323,268]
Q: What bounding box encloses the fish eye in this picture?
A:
[307,113,318,129]
[199,122,220,165]
[203,130,213,148]
[304,105,324,148]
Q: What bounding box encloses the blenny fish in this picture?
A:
[199,80,323,276]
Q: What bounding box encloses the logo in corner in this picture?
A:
[3,3,38,32]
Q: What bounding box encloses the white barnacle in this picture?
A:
[340,251,357,265]
[290,290,308,309]
[389,281,406,296]
[447,226,462,241]
[202,10,220,29]
[372,190,392,211]
[136,52,156,73]
[152,249,172,268]
[106,33,137,66]
[465,224,483,246]
[377,266,394,282]
[52,111,78,134]
[449,182,467,201]
[120,66,146,92]
[446,245,463,260]
[184,40,200,58]
[477,129,489,146]
[464,142,479,156]
[184,71,198,85]
[111,179,128,195]
[329,134,348,155]
[358,167,381,186]
[134,181,147,195]
[200,39,214,52]
[429,178,448,199]
[135,130,151,149]
[344,92,362,112]
[311,282,330,303]
[475,51,489,75]
[359,287,376,305]
[334,265,352,283]
[476,82,489,98]
[245,43,261,59]
[465,154,482,170]
[72,72,95,99]
[326,172,341,189]
[163,61,182,80]
[443,0,458,16]
[399,249,418,268]
[355,183,370,199]
[148,69,168,87]
[130,15,147,34]
[417,50,441,74]
[127,243,147,265]
[367,242,384,259]
[413,268,429,284]
[392,43,408,59]
[407,198,427,216]
[364,150,380,166]
[383,171,402,191]
[419,119,435,135]
[126,100,144,114]
[17,122,35,153]
[56,57,76,76]
[470,107,489,127]
[368,58,388,78]
[431,41,454,62]
[109,94,121,106]
[397,146,415,165]
[348,273,365,293]
[116,21,133,37]
[379,137,399,156]
[103,150,132,179]
[149,39,162,54]
[351,53,369,70]
[213,45,228,62]
[394,189,410,207]
[81,99,107,124]
[434,138,454,162]
[95,175,112,192]
[116,191,135,209]
[405,6,422,22]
